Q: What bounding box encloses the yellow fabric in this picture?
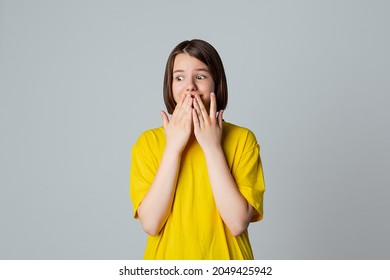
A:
[130,121,265,260]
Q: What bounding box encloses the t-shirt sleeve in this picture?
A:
[129,133,159,219]
[234,131,265,222]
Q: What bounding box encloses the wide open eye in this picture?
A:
[196,74,206,80]
[175,76,184,81]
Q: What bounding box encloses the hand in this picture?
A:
[161,94,193,154]
[192,92,224,152]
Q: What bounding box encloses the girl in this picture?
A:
[130,39,265,259]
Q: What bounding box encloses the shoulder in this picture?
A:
[223,121,256,138]
[222,121,259,150]
[139,126,165,140]
[133,126,165,151]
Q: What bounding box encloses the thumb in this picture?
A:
[160,110,169,128]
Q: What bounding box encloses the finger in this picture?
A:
[192,108,199,130]
[217,110,224,128]
[185,101,193,128]
[195,94,208,120]
[173,94,190,122]
[172,94,188,118]
[193,97,204,126]
[210,92,217,118]
[160,110,169,129]
[179,94,193,122]
[180,93,189,107]
[186,94,193,112]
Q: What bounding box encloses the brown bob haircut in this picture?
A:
[163,39,228,114]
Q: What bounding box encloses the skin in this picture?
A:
[137,53,254,237]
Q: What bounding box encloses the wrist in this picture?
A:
[202,143,224,158]
[164,144,184,158]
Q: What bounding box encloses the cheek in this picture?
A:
[173,92,181,104]
[209,80,215,92]
[199,81,215,93]
[172,84,182,103]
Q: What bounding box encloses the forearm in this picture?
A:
[137,148,181,236]
[204,145,254,236]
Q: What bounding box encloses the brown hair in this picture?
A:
[163,39,228,114]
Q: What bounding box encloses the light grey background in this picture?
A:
[0,0,389,259]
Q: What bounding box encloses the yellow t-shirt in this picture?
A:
[130,121,265,259]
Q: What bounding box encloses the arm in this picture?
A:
[203,145,254,236]
[137,94,193,236]
[136,148,181,236]
[192,93,254,236]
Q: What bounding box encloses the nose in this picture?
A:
[186,78,197,92]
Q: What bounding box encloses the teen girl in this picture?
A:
[130,39,265,259]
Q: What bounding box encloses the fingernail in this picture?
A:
[211,92,215,96]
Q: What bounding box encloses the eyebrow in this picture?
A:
[173,68,209,73]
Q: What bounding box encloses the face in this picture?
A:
[172,53,215,110]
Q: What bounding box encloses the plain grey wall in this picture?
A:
[0,0,389,259]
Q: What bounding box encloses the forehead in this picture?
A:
[173,53,208,70]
